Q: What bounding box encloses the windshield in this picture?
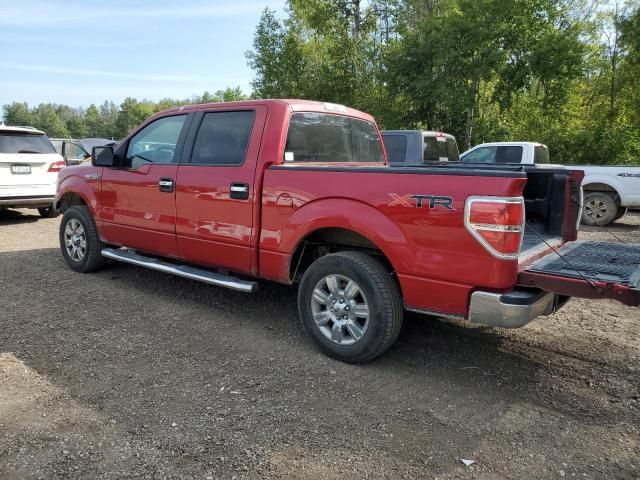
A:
[284,112,385,163]
[0,133,57,154]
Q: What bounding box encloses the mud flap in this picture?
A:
[518,241,640,307]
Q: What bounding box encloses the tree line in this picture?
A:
[247,0,640,165]
[1,88,247,140]
[2,1,638,165]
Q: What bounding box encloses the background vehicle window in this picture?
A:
[126,115,187,168]
[534,146,550,164]
[382,134,407,165]
[191,111,255,165]
[285,112,384,163]
[423,137,445,161]
[496,146,523,164]
[0,133,56,154]
[462,146,497,163]
[446,138,460,161]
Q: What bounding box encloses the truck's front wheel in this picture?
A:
[297,251,403,363]
[59,206,107,273]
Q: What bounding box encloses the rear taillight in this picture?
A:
[464,196,525,259]
[48,161,65,173]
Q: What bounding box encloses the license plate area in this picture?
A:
[11,164,32,175]
[518,240,640,306]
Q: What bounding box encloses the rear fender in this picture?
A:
[272,197,410,278]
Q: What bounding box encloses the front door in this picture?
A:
[100,114,190,257]
[175,106,267,274]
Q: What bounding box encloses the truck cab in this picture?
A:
[381,130,459,165]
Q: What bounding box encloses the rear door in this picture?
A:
[175,106,267,274]
[100,114,191,257]
[518,241,640,306]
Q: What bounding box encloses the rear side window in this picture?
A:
[382,134,407,165]
[534,146,550,164]
[284,112,384,163]
[191,111,255,165]
[0,133,56,154]
[496,146,523,164]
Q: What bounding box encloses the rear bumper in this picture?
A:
[0,196,55,207]
[468,289,561,328]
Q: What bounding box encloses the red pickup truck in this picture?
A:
[56,99,640,363]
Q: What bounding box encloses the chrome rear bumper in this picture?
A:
[468,290,559,328]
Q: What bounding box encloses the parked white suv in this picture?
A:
[0,125,65,217]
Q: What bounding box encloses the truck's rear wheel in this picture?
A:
[59,206,107,273]
[582,192,617,226]
[297,251,403,363]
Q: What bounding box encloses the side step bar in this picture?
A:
[101,248,258,293]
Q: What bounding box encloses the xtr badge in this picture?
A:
[388,193,455,210]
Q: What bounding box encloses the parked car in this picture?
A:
[381,130,459,165]
[0,124,65,217]
[55,100,640,363]
[460,141,640,225]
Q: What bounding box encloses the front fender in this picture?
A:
[56,168,101,219]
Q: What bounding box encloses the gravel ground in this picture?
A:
[1,208,639,479]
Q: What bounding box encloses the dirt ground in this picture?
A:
[0,208,638,480]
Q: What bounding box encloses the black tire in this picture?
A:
[38,204,60,218]
[614,206,628,221]
[581,192,617,226]
[59,206,107,273]
[297,251,403,363]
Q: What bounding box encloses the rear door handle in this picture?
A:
[159,178,174,193]
[230,182,249,200]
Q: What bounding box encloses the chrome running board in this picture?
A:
[101,248,257,293]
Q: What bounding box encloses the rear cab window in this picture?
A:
[284,112,384,163]
[534,145,550,164]
[0,133,56,154]
[190,111,255,166]
[381,134,408,165]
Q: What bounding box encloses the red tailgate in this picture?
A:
[518,240,640,306]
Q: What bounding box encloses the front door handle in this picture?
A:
[159,178,174,193]
[230,182,249,200]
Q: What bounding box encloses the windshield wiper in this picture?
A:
[17,149,41,154]
[130,153,153,163]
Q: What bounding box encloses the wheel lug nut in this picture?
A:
[345,306,350,311]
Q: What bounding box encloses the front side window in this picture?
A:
[462,146,497,163]
[126,115,187,168]
[284,112,384,163]
[382,134,408,165]
[0,133,56,154]
[190,111,255,165]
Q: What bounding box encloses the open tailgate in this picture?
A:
[518,241,640,307]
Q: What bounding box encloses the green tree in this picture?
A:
[2,102,36,126]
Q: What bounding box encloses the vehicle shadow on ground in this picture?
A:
[0,209,39,225]
[2,247,635,433]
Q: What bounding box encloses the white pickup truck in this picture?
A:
[460,141,640,226]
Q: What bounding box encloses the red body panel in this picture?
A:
[260,168,527,315]
[99,164,179,257]
[56,164,102,218]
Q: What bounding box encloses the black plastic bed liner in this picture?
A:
[526,241,640,287]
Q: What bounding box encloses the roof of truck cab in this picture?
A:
[469,141,545,148]
[0,124,46,135]
[158,99,376,123]
[382,130,456,139]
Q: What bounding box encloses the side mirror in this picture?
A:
[92,146,115,167]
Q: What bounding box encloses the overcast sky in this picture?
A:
[0,0,286,109]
